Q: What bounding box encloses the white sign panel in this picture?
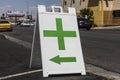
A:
[31,5,86,77]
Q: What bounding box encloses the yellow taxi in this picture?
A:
[0,20,12,31]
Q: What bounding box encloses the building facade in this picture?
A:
[60,0,120,26]
[60,0,87,15]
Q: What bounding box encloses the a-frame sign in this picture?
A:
[30,5,86,77]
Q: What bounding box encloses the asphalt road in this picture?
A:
[2,26,120,74]
[80,29,120,74]
[0,26,107,80]
[2,25,34,43]
[0,34,31,77]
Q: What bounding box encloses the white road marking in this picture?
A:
[0,69,42,80]
[0,33,31,49]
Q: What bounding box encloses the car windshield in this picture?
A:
[0,21,9,24]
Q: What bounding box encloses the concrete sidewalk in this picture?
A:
[92,26,120,29]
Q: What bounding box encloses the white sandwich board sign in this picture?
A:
[30,5,86,77]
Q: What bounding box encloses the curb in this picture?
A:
[1,33,120,80]
[86,64,120,80]
[92,26,120,30]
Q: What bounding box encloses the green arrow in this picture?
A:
[50,55,76,64]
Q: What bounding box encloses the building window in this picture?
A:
[113,10,120,17]
[54,8,61,12]
[64,1,67,5]
[105,0,109,7]
[88,0,99,7]
[73,0,75,4]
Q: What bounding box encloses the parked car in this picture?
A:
[16,21,22,25]
[77,18,92,30]
[20,21,34,27]
[0,20,12,31]
[10,22,17,26]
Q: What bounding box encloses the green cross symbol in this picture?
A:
[43,18,77,50]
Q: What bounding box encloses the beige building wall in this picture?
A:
[87,0,104,26]
[60,0,120,26]
[60,0,87,14]
[112,0,120,25]
[103,0,114,25]
[113,0,120,10]
[86,0,117,26]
